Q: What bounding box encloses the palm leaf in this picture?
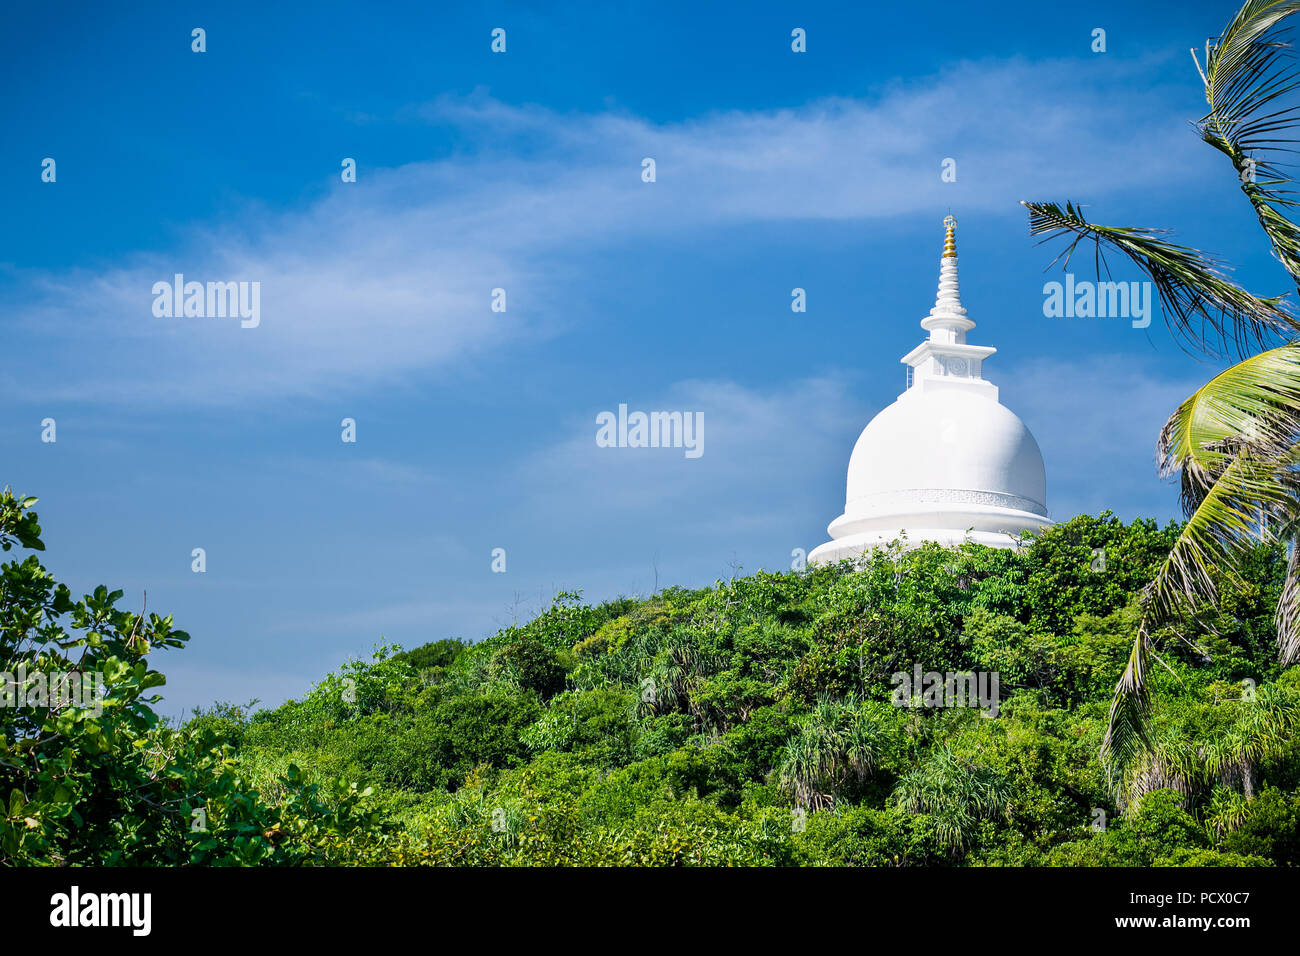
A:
[1205,785,1252,834]
[1102,452,1298,778]
[1276,534,1300,663]
[1156,453,1294,615]
[1158,345,1300,514]
[1101,609,1172,800]
[1199,1,1300,285]
[1023,200,1295,355]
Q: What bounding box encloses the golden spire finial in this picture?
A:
[942,215,957,258]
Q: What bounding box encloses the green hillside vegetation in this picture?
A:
[4,487,1299,865]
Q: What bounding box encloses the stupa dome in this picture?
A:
[809,217,1052,563]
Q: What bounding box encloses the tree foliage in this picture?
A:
[4,484,1298,866]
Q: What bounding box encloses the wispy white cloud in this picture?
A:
[517,375,869,541]
[7,56,1202,406]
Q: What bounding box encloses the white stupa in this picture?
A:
[809,217,1051,564]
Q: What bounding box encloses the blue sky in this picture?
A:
[1,0,1287,716]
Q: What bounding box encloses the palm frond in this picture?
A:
[1101,615,1156,790]
[1276,534,1300,663]
[1174,455,1294,611]
[778,695,884,810]
[1201,680,1300,802]
[1158,345,1300,514]
[1205,785,1253,835]
[1023,200,1295,356]
[1200,2,1300,285]
[1229,679,1300,762]
[1118,737,1198,813]
[1103,452,1297,781]
[891,747,1011,855]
